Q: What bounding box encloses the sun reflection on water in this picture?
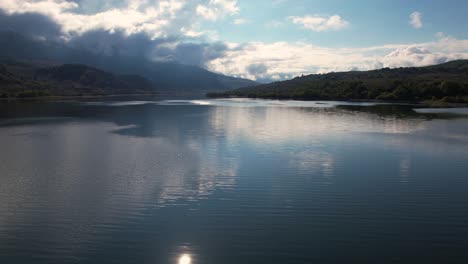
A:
[178,254,192,264]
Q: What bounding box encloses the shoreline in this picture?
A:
[0,93,159,102]
[2,93,468,108]
[205,95,468,108]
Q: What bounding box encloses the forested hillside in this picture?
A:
[208,60,468,103]
[0,62,155,98]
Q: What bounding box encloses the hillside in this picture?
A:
[0,62,156,98]
[208,60,468,103]
[0,30,257,93]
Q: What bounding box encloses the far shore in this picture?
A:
[2,93,468,108]
[0,93,160,102]
[204,95,468,108]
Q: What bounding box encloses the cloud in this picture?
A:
[384,46,448,67]
[0,7,229,69]
[0,9,62,41]
[153,41,228,67]
[0,0,187,37]
[410,11,423,29]
[196,0,239,21]
[233,18,248,25]
[0,0,238,39]
[289,15,350,32]
[207,37,468,81]
[66,29,228,67]
[246,63,268,75]
[435,32,445,39]
[68,29,169,58]
[196,4,219,21]
[0,0,235,67]
[1,1,467,83]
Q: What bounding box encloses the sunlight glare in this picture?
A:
[178,254,191,264]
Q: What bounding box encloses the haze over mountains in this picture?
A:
[0,28,257,97]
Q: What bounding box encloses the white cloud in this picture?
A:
[180,27,204,38]
[233,18,248,25]
[289,15,350,32]
[213,0,239,14]
[0,0,237,39]
[207,37,468,81]
[196,4,218,21]
[410,11,423,29]
[0,0,188,37]
[196,0,239,21]
[1,1,467,82]
[435,32,445,39]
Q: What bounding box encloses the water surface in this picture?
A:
[0,99,467,264]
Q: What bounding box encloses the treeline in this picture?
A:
[208,60,468,103]
[0,62,157,98]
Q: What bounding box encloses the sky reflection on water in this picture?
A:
[0,99,467,263]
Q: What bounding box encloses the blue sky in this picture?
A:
[1,0,467,81]
[204,0,468,46]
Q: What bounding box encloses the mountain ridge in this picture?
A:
[208,60,468,103]
[0,30,257,94]
[0,62,157,98]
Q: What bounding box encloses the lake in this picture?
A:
[0,99,467,264]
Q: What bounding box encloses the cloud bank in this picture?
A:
[208,36,468,81]
[0,0,239,38]
[1,1,468,82]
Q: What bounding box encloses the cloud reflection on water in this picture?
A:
[208,104,428,145]
[1,100,468,263]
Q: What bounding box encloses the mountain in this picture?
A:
[0,62,156,98]
[36,64,154,91]
[208,60,468,103]
[0,30,257,94]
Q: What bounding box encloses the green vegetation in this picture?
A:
[0,30,258,94]
[208,60,468,104]
[0,62,157,99]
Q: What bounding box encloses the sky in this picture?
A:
[1,0,468,82]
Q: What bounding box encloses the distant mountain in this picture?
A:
[0,62,156,98]
[37,64,154,91]
[208,60,468,103]
[0,30,257,94]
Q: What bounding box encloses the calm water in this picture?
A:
[0,99,468,264]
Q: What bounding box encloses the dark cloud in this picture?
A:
[247,63,268,75]
[67,30,227,67]
[155,42,228,67]
[0,9,226,68]
[0,10,62,41]
[68,30,173,59]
